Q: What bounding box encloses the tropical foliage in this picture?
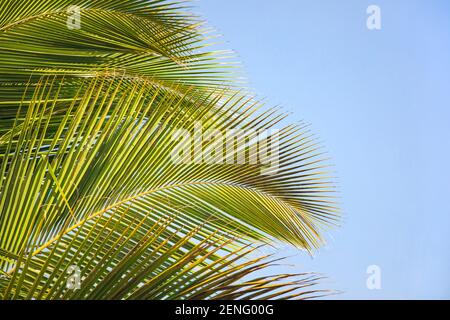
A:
[0,0,338,299]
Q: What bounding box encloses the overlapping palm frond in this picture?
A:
[2,210,328,300]
[0,0,339,300]
[0,0,233,82]
[0,0,236,135]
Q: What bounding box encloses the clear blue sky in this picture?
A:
[196,0,450,299]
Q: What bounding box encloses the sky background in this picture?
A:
[196,0,450,299]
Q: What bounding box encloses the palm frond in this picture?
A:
[1,76,337,266]
[2,210,329,300]
[0,0,339,300]
[0,0,237,124]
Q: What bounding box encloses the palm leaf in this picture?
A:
[0,0,339,300]
[2,210,329,300]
